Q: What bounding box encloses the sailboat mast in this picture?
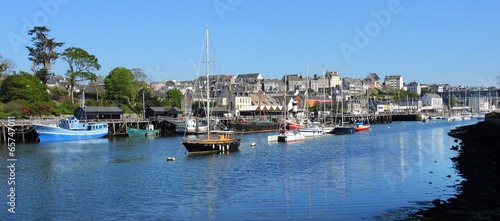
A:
[341,87,344,125]
[206,27,210,133]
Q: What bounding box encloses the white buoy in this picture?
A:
[251,143,256,146]
[167,157,175,161]
[388,126,390,129]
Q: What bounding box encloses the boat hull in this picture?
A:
[228,122,280,133]
[182,139,240,153]
[355,125,370,131]
[334,126,356,134]
[299,128,325,137]
[127,128,159,136]
[33,124,108,142]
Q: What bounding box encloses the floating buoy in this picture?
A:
[251,143,256,146]
[388,126,390,129]
[167,157,175,161]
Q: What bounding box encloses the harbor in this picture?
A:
[1,113,410,144]
[0,119,481,220]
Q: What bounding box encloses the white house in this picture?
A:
[421,93,443,112]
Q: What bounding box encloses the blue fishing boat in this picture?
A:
[32,90,108,142]
[33,117,108,142]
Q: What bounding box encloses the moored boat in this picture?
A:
[127,127,159,137]
[354,122,370,131]
[33,117,108,142]
[287,122,305,130]
[334,125,356,134]
[181,28,242,153]
[299,125,325,137]
[182,130,241,153]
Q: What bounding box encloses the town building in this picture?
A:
[407,81,421,95]
[384,75,404,91]
[365,73,383,89]
[421,93,443,112]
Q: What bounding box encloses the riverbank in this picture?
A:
[414,116,500,220]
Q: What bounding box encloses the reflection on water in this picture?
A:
[0,120,478,220]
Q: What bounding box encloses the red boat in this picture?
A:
[354,122,370,131]
[287,122,305,130]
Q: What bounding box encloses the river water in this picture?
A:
[1,120,479,220]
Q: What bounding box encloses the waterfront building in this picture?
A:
[422,93,443,112]
[145,107,182,119]
[74,106,123,120]
[384,75,404,91]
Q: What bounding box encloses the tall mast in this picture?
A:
[322,66,325,124]
[341,87,344,125]
[206,27,210,133]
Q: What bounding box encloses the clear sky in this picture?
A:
[1,0,499,87]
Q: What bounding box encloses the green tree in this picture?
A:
[62,47,101,103]
[26,26,65,84]
[104,67,137,103]
[0,71,51,103]
[167,89,183,108]
[0,54,15,77]
[2,100,29,118]
[30,101,52,116]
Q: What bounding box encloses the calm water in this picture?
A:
[1,120,479,220]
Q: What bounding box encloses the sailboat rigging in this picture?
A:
[181,28,242,153]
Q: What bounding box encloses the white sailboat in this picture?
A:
[299,61,325,137]
[268,74,305,142]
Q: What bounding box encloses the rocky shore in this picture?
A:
[413,118,500,220]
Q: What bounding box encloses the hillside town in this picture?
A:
[44,71,500,119]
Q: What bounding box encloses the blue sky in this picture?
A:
[1,0,499,87]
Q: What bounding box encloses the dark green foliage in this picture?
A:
[421,89,432,95]
[166,89,183,108]
[392,90,420,101]
[49,86,68,96]
[51,101,79,116]
[0,71,51,103]
[26,26,65,84]
[30,101,52,116]
[2,100,29,118]
[104,67,137,103]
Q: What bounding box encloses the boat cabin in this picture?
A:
[60,117,87,130]
[209,130,236,140]
[88,123,108,131]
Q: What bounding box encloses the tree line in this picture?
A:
[0,26,181,119]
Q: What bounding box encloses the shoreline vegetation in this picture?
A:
[412,113,500,220]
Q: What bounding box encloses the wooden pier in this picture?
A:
[0,118,178,144]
